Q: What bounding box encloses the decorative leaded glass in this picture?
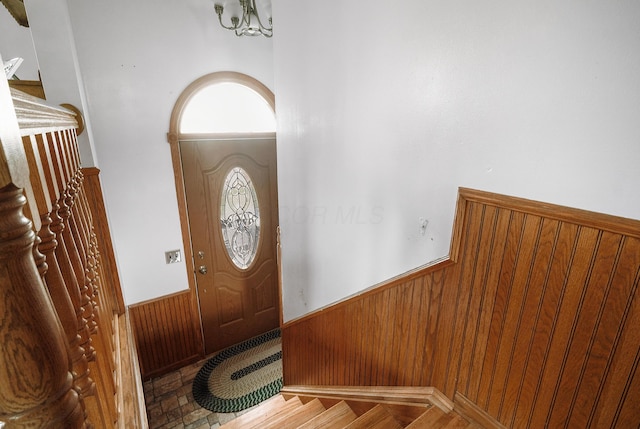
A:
[220,167,260,269]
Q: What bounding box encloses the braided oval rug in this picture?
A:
[192,329,283,413]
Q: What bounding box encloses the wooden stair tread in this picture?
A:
[442,415,476,428]
[407,407,477,429]
[296,400,358,429]
[408,406,458,428]
[343,404,403,429]
[220,395,300,429]
[220,389,479,429]
[262,397,326,429]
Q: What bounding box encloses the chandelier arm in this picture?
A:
[257,24,273,37]
[252,14,272,32]
[218,16,239,30]
[215,5,242,30]
[239,0,251,28]
[248,0,273,32]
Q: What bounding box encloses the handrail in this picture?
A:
[10,87,79,134]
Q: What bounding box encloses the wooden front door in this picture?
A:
[181,138,280,354]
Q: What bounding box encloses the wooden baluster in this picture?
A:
[61,130,100,335]
[40,213,96,396]
[74,166,119,423]
[38,128,107,428]
[79,170,116,325]
[72,154,107,355]
[66,161,99,339]
[49,132,98,342]
[29,132,97,403]
[67,175,96,333]
[23,133,96,418]
[45,131,111,428]
[77,174,101,314]
[43,132,96,362]
[0,184,85,428]
[59,130,118,427]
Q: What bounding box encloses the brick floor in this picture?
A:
[143,357,259,429]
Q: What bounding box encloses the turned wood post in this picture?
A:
[0,185,86,428]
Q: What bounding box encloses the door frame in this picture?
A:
[167,71,280,356]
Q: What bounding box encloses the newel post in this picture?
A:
[0,185,85,428]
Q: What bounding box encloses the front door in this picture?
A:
[181,138,280,354]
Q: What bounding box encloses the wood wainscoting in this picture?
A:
[282,188,640,428]
[129,289,204,379]
[83,166,125,314]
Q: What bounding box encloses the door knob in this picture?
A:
[198,265,208,275]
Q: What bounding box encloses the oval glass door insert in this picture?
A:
[220,167,261,269]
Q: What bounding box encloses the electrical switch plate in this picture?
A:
[165,249,182,264]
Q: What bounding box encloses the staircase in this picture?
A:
[219,387,483,429]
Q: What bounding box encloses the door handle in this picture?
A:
[198,265,208,275]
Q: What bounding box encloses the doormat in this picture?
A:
[192,329,283,413]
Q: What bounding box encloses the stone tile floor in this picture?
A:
[143,357,259,429]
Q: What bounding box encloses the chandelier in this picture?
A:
[214,0,273,38]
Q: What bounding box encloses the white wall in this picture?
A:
[26,0,98,169]
[273,0,640,321]
[0,7,39,80]
[65,0,274,304]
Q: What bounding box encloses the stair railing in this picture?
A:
[0,78,121,427]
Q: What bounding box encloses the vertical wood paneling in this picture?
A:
[487,214,542,419]
[499,217,558,426]
[476,211,525,409]
[385,283,403,385]
[369,289,386,384]
[466,208,511,402]
[457,205,498,397]
[529,226,601,428]
[588,238,640,428]
[282,188,640,429]
[546,225,606,425]
[380,287,398,385]
[516,221,579,427]
[614,345,640,428]
[458,206,503,397]
[504,218,560,428]
[559,231,623,427]
[422,270,446,386]
[129,290,203,379]
[398,282,416,384]
[82,167,125,314]
[350,302,366,385]
[448,202,489,397]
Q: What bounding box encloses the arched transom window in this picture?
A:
[179,82,276,134]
